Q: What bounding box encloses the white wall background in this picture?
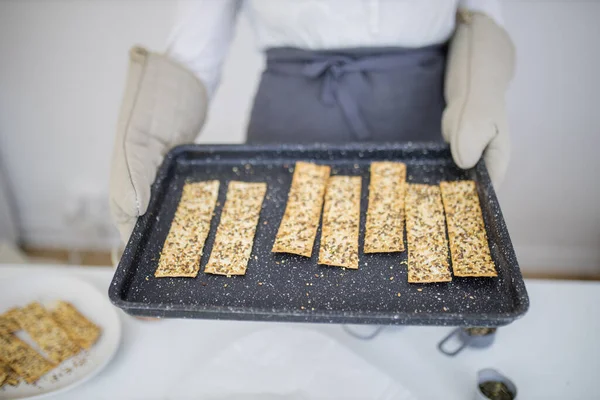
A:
[0,1,599,275]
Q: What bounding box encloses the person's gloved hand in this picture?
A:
[110,47,208,242]
[442,10,515,187]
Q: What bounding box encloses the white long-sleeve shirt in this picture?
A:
[166,0,503,98]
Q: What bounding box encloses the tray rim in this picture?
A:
[109,142,530,326]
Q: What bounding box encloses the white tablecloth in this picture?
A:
[1,265,598,399]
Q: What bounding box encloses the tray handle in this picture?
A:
[438,328,468,356]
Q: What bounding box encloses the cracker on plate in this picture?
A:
[0,332,54,384]
[51,301,101,350]
[11,303,80,364]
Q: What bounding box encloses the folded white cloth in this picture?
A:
[173,327,417,400]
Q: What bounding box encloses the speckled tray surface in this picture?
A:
[109,143,529,326]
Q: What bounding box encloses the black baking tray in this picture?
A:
[109,143,529,326]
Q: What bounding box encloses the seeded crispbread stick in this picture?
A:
[318,176,362,269]
[440,181,497,277]
[205,182,267,276]
[155,181,220,278]
[273,162,330,257]
[405,184,452,283]
[364,161,406,253]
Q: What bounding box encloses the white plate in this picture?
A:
[0,275,121,400]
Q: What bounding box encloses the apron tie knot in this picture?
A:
[264,46,445,140]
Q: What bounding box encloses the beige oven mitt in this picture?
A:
[443,10,515,187]
[109,47,208,242]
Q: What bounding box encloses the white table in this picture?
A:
[1,265,598,399]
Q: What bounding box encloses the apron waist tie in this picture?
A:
[265,46,445,140]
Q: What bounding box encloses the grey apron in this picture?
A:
[247,45,447,144]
